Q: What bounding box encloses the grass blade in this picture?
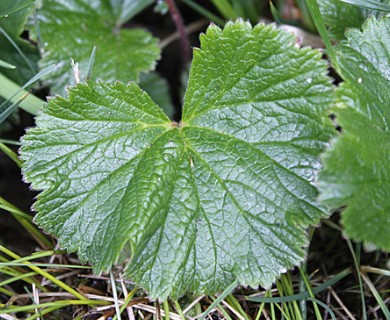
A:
[0,59,15,69]
[0,246,87,301]
[197,280,238,320]
[0,27,37,74]
[0,139,22,146]
[210,0,238,20]
[110,270,122,320]
[181,0,225,25]
[0,299,109,315]
[346,240,367,320]
[307,297,337,319]
[0,143,21,167]
[0,64,56,121]
[270,1,283,24]
[85,45,97,81]
[299,269,322,320]
[304,0,339,71]
[360,272,390,319]
[246,268,351,303]
[0,197,53,249]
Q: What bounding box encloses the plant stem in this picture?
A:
[0,143,22,167]
[165,0,191,67]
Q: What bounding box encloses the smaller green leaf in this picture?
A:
[0,0,38,84]
[110,0,155,25]
[0,0,35,36]
[33,0,160,96]
[319,17,390,251]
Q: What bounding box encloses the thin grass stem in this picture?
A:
[0,27,37,74]
[360,272,390,318]
[299,269,322,319]
[0,246,87,301]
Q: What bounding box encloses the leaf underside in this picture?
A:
[21,21,334,299]
[319,17,390,251]
[33,0,160,96]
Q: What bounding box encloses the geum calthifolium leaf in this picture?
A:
[319,17,390,251]
[32,0,160,96]
[20,21,335,300]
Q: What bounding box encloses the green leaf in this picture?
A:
[0,37,39,85]
[0,0,38,83]
[317,0,390,41]
[319,17,390,251]
[0,0,35,36]
[109,0,155,25]
[20,21,334,300]
[0,0,39,130]
[33,0,160,96]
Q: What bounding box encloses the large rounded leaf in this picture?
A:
[21,21,334,300]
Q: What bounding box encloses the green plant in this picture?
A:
[20,20,335,300]
[1,0,389,317]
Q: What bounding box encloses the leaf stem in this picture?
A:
[165,0,191,67]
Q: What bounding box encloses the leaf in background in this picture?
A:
[0,0,38,83]
[317,0,390,41]
[33,0,160,96]
[21,21,334,300]
[319,17,390,251]
[0,0,35,36]
[0,0,39,130]
[0,37,38,85]
[139,72,175,119]
[109,0,155,25]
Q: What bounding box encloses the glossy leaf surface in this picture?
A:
[319,17,390,251]
[21,21,334,299]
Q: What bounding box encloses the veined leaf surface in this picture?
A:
[21,21,334,299]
